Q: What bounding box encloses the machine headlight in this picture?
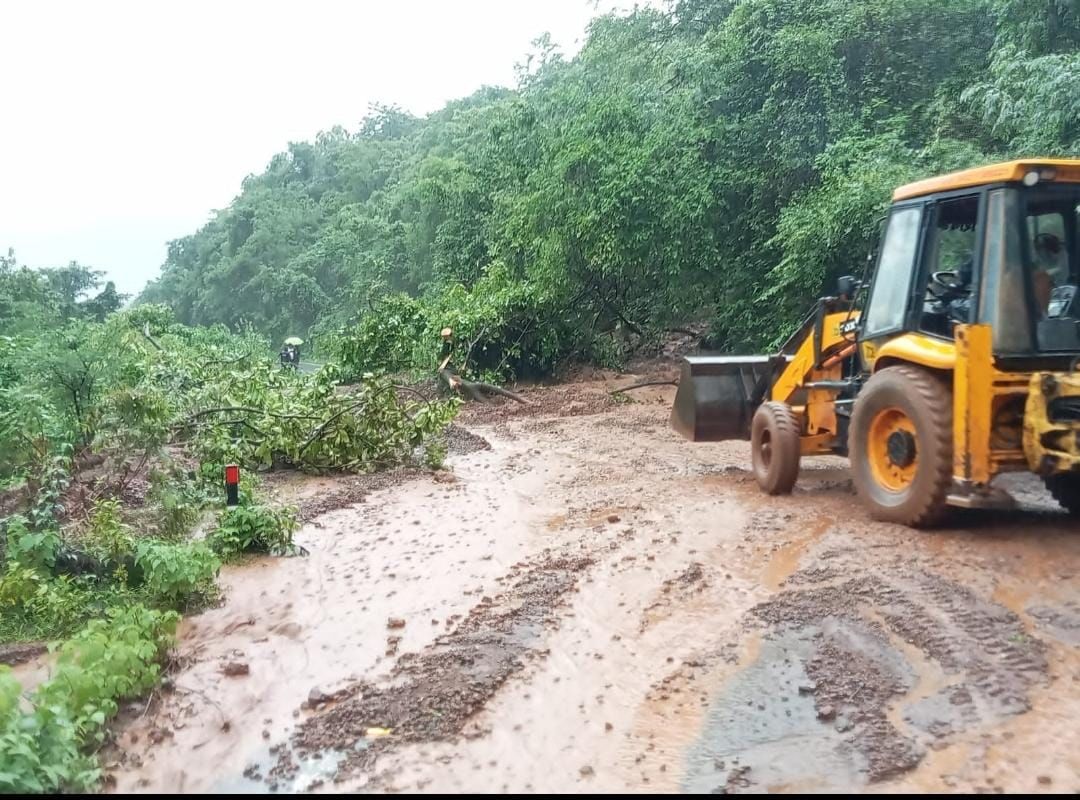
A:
[1024,167,1059,186]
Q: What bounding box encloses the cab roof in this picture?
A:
[892,159,1080,202]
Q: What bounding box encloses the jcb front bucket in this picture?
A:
[670,355,779,442]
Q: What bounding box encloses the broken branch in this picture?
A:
[438,369,529,404]
[610,379,678,395]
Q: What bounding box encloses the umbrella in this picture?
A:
[284,336,304,346]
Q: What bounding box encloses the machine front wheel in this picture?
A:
[850,366,953,527]
[751,401,801,495]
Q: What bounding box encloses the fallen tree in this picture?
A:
[438,369,529,405]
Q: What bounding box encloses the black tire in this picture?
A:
[1044,473,1080,516]
[850,366,953,527]
[751,402,801,495]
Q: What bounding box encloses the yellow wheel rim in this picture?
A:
[867,407,918,492]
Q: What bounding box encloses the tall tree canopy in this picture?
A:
[0,251,126,335]
[140,0,1080,368]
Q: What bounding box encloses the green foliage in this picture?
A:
[133,539,219,609]
[178,361,458,472]
[2,491,220,640]
[0,388,70,480]
[82,499,135,566]
[138,0,1079,362]
[0,254,125,339]
[0,605,177,793]
[424,438,448,470]
[0,524,217,641]
[334,267,579,380]
[0,565,103,642]
[962,44,1080,155]
[14,322,118,449]
[333,294,427,376]
[145,467,211,541]
[4,516,60,572]
[0,303,458,506]
[207,503,299,559]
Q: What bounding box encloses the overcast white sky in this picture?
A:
[0,0,639,297]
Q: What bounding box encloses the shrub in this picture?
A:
[3,515,60,572]
[0,564,97,641]
[207,504,299,559]
[81,499,135,566]
[134,540,220,609]
[0,605,178,793]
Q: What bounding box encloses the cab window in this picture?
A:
[864,206,922,337]
[919,195,979,337]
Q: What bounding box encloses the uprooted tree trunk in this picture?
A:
[438,369,529,405]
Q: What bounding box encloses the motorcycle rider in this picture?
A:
[280,338,301,369]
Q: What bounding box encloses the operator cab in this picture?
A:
[861,161,1080,364]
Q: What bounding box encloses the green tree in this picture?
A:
[138,0,1080,364]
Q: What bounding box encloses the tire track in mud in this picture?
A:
[266,394,700,790]
[102,375,1078,793]
[656,464,1074,793]
[271,550,594,788]
[738,561,1049,785]
[639,562,710,632]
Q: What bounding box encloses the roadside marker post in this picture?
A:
[225,464,240,507]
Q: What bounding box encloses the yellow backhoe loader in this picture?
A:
[672,159,1080,526]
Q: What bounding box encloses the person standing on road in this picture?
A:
[439,327,454,372]
[438,326,465,393]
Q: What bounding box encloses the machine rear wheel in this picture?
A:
[850,366,953,527]
[751,402,801,495]
[1044,473,1080,516]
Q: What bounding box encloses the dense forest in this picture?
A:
[142,0,1080,376]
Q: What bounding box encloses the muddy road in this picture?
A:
[97,368,1078,793]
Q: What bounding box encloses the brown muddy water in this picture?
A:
[93,373,1079,794]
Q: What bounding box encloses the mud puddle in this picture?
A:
[104,372,1080,794]
[107,430,565,793]
[7,650,56,714]
[344,421,763,793]
[286,551,593,790]
[682,628,868,793]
